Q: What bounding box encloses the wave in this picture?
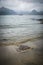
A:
[0,35,43,46]
[0,23,41,29]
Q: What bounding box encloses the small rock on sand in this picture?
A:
[19,45,31,50]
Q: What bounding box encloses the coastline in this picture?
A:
[0,35,43,46]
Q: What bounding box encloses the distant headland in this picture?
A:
[0,7,43,15]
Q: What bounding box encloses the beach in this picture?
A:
[0,15,43,65]
[0,38,43,65]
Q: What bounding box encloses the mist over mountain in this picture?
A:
[0,7,43,15]
[0,7,17,15]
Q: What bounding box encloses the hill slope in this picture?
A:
[0,7,17,15]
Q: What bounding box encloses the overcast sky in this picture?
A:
[0,0,43,11]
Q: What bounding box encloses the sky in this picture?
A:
[0,0,43,11]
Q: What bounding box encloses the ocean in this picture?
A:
[0,15,43,43]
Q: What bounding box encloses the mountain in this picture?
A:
[38,11,43,15]
[30,10,43,15]
[0,7,17,15]
[29,10,39,15]
[17,10,43,15]
[0,7,43,15]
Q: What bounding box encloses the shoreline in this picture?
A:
[0,35,43,46]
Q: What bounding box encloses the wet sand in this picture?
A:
[0,38,43,65]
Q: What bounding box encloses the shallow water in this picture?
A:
[0,15,43,43]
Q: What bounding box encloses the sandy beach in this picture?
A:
[0,38,43,65]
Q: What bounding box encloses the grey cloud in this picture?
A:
[0,0,4,1]
[0,0,43,3]
[19,0,43,3]
[0,0,6,1]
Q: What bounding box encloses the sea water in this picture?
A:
[0,15,43,43]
